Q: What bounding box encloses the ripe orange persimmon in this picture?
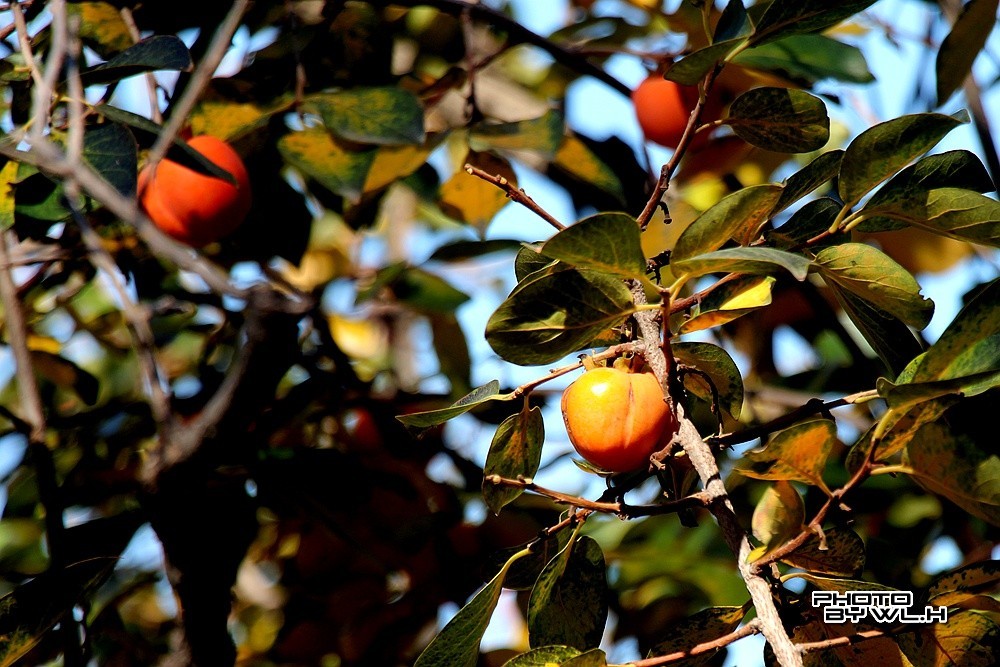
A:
[632,75,706,149]
[138,135,252,247]
[561,365,677,472]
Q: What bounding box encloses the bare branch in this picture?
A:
[465,163,567,231]
[623,619,761,667]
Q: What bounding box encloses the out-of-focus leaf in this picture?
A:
[68,2,132,56]
[679,275,775,335]
[0,519,47,575]
[672,247,811,281]
[780,527,865,576]
[363,144,432,193]
[813,243,933,328]
[540,213,645,278]
[553,136,625,203]
[470,112,564,159]
[80,35,192,86]
[440,151,517,233]
[30,351,100,405]
[308,88,425,146]
[839,112,967,205]
[414,549,528,667]
[773,150,844,214]
[714,0,751,42]
[396,381,509,428]
[528,536,608,650]
[673,185,783,261]
[936,0,999,104]
[0,161,17,230]
[748,481,804,563]
[734,34,874,85]
[430,314,472,394]
[725,88,830,153]
[737,420,835,492]
[858,149,995,232]
[486,267,638,366]
[190,97,294,143]
[278,126,374,203]
[750,0,880,47]
[429,239,522,262]
[646,606,747,665]
[84,122,137,197]
[483,406,545,514]
[674,341,745,418]
[356,262,469,313]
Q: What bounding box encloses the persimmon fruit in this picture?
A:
[138,135,252,247]
[561,365,677,472]
[632,75,705,149]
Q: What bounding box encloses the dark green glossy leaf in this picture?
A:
[83,122,137,197]
[839,112,967,205]
[415,549,528,667]
[862,187,1000,246]
[540,213,645,278]
[673,342,745,419]
[483,407,545,514]
[672,246,811,281]
[771,198,841,249]
[647,606,747,665]
[81,35,191,86]
[726,88,830,153]
[308,88,425,146]
[514,244,557,282]
[503,646,583,666]
[813,243,934,328]
[396,380,509,428]
[936,0,999,104]
[714,0,751,42]
[773,150,844,214]
[750,0,879,47]
[858,150,995,232]
[528,536,608,650]
[827,282,923,375]
[665,39,745,86]
[673,184,783,261]
[486,268,638,366]
[734,34,874,85]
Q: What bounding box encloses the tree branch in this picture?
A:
[465,163,567,231]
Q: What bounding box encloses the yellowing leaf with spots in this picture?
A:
[679,275,775,333]
[737,419,835,493]
[278,127,374,203]
[440,152,517,233]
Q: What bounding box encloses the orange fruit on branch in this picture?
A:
[561,365,678,472]
[632,74,715,149]
[138,135,252,247]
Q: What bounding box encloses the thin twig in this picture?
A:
[144,0,250,171]
[622,619,761,667]
[120,7,163,124]
[465,163,567,231]
[796,627,899,654]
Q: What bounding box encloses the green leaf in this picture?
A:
[673,184,783,261]
[307,88,425,146]
[861,187,1000,246]
[773,150,844,214]
[396,381,509,428]
[483,406,545,514]
[486,268,638,366]
[356,262,469,313]
[936,0,1000,104]
[858,149,995,232]
[903,421,1000,526]
[540,213,645,278]
[678,275,775,337]
[779,527,865,577]
[430,314,472,394]
[278,126,375,202]
[83,122,137,197]
[672,247,811,281]
[673,342,745,418]
[470,112,565,159]
[725,88,830,153]
[503,646,585,666]
[714,0,752,42]
[528,536,608,650]
[665,39,745,86]
[737,420,835,492]
[514,244,557,282]
[898,611,1000,667]
[839,112,967,205]
[734,34,874,85]
[415,549,529,667]
[750,0,880,48]
[80,35,191,86]
[492,532,573,591]
[429,239,523,263]
[813,243,933,329]
[827,283,923,375]
[647,606,747,664]
[770,198,841,249]
[749,481,804,563]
